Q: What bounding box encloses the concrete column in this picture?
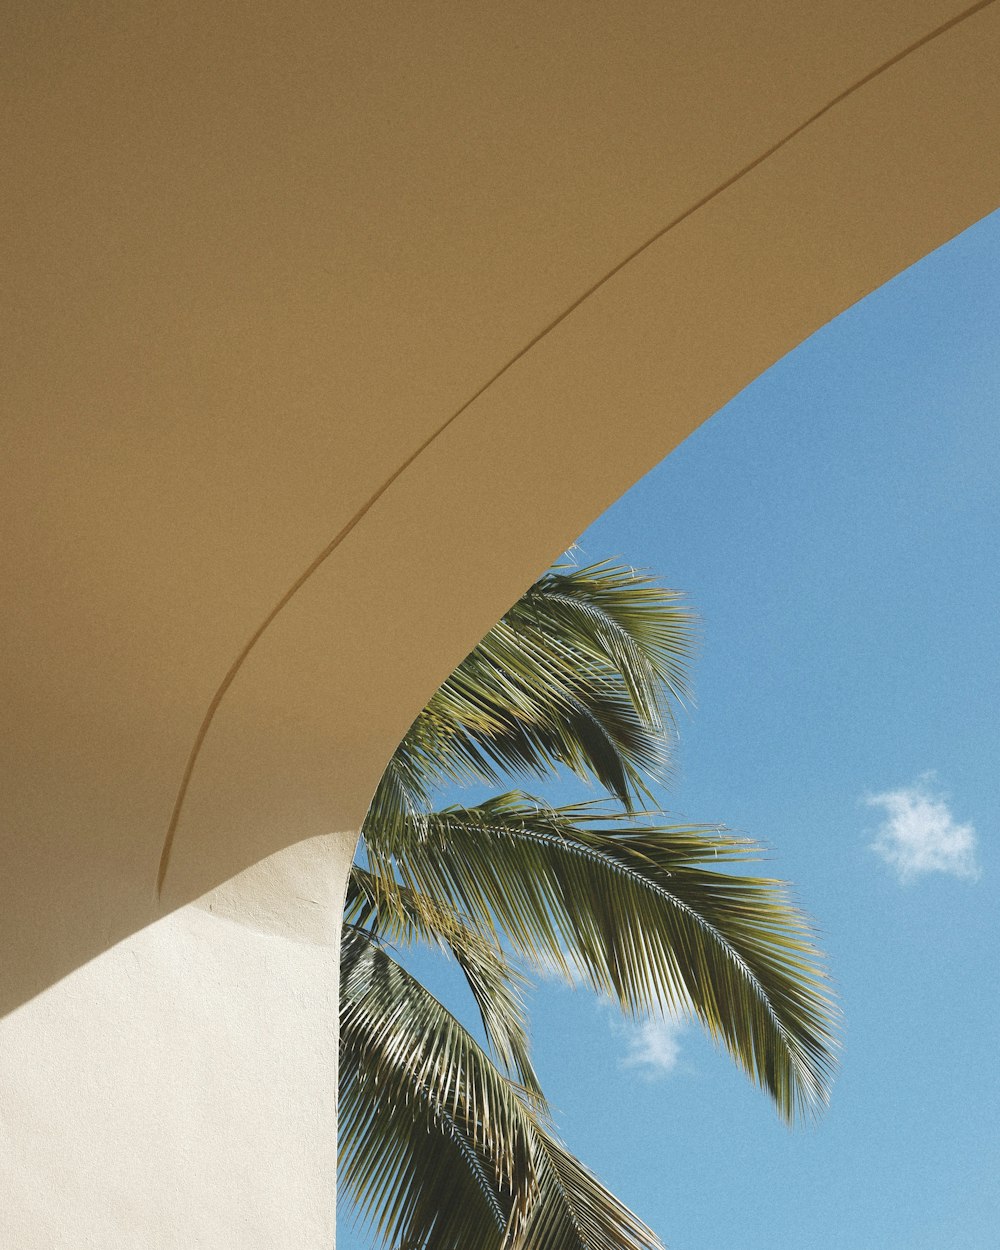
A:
[0,832,357,1249]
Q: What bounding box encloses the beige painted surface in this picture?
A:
[3,1,1000,1243]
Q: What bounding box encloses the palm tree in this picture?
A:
[340,560,837,1250]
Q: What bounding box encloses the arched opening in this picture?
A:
[3,4,998,1245]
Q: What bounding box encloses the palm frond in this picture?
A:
[511,560,695,724]
[340,928,515,1250]
[364,561,696,840]
[346,866,542,1098]
[366,794,838,1123]
[511,1135,663,1250]
[339,928,664,1250]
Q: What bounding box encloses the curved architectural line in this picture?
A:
[155,0,997,898]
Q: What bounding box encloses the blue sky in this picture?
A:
[342,209,1000,1249]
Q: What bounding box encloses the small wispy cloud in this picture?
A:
[617,1014,687,1078]
[866,776,980,883]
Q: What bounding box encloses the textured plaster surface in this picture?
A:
[4,0,999,1004]
[0,833,355,1248]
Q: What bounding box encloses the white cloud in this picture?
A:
[618,1014,687,1077]
[866,778,980,883]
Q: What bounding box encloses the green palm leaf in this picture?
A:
[366,794,838,1123]
[346,865,542,1098]
[346,555,837,1250]
[340,927,665,1250]
[340,928,515,1250]
[510,559,694,723]
[364,561,696,841]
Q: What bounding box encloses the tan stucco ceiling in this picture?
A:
[3,0,999,1015]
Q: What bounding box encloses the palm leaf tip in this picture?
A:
[375,796,838,1124]
[340,929,666,1250]
[345,864,544,1100]
[369,559,698,831]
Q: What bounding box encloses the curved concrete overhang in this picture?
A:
[4,0,1000,1017]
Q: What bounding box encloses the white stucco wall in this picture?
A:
[0,833,356,1249]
